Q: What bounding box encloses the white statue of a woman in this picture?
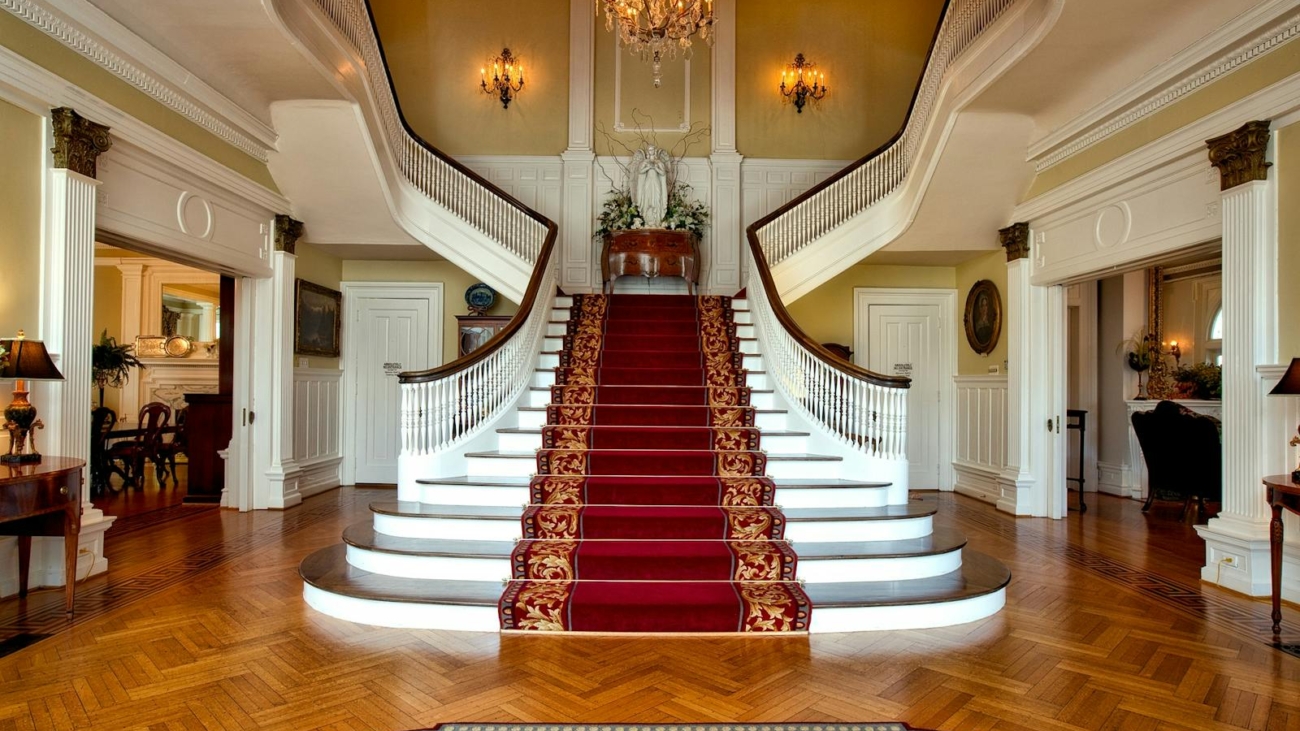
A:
[631,144,669,228]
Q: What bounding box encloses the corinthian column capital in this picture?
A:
[50,107,112,179]
[1206,120,1271,191]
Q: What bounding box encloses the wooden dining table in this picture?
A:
[94,425,179,493]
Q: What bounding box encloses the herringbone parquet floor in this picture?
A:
[1,488,1297,731]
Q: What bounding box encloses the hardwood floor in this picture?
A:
[1,488,1297,731]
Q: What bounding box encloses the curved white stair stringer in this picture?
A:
[263,0,532,302]
[770,0,1066,303]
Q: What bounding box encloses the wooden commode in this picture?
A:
[0,456,84,615]
[602,229,700,294]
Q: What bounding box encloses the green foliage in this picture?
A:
[91,329,144,391]
[595,183,710,240]
[1118,329,1153,373]
[1173,362,1222,400]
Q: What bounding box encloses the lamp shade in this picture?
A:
[0,336,64,381]
[1269,357,1300,395]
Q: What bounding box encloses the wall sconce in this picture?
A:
[780,53,826,113]
[1169,340,1181,367]
[481,48,524,109]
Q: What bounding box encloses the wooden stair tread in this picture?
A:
[802,551,1011,607]
[342,522,515,558]
[415,476,890,488]
[530,385,774,393]
[495,426,803,435]
[369,501,933,521]
[369,502,522,520]
[792,527,967,559]
[464,450,841,461]
[517,405,783,412]
[300,545,502,606]
[783,498,939,521]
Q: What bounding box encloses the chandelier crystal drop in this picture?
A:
[599,0,716,87]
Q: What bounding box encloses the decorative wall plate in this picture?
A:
[164,335,194,358]
[465,283,497,315]
[135,335,167,358]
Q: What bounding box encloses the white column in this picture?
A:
[1120,269,1147,498]
[257,216,304,509]
[997,224,1034,515]
[560,0,597,293]
[42,108,115,585]
[709,0,742,294]
[198,302,218,342]
[1197,121,1278,596]
[115,262,145,424]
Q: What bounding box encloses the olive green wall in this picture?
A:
[0,12,278,191]
[92,265,124,413]
[787,263,956,348]
[735,0,945,160]
[295,243,344,369]
[0,100,43,341]
[1026,43,1300,199]
[341,259,519,366]
[955,250,1008,375]
[369,0,570,156]
[1278,121,1300,359]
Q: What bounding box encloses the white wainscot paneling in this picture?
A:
[739,159,850,231]
[96,142,274,278]
[294,368,343,497]
[1025,152,1221,285]
[953,376,1008,505]
[459,156,564,224]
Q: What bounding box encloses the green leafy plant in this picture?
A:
[595,183,710,240]
[1173,362,1222,400]
[91,329,144,408]
[1118,329,1154,372]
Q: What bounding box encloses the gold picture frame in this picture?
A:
[294,279,342,357]
[963,279,1003,356]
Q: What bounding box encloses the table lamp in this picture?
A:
[1268,357,1300,483]
[0,331,64,464]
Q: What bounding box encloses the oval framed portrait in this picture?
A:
[963,279,1002,355]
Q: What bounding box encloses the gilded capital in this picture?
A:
[274,214,304,254]
[999,222,1030,262]
[1206,120,1271,191]
[50,107,112,178]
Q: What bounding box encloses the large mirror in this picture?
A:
[162,285,219,342]
[1147,257,1222,400]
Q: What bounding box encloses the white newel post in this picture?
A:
[561,0,597,294]
[709,0,742,294]
[260,215,304,509]
[43,108,115,585]
[1196,121,1280,596]
[997,223,1035,515]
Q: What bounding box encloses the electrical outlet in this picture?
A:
[78,548,90,555]
[1221,556,1237,566]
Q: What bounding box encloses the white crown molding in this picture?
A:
[0,43,290,213]
[1,0,277,161]
[1028,0,1300,172]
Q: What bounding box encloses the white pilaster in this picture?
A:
[997,250,1035,515]
[198,301,217,342]
[1196,160,1278,594]
[115,262,145,422]
[709,0,741,294]
[561,0,597,293]
[259,248,302,509]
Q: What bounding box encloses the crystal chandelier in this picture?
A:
[600,0,716,87]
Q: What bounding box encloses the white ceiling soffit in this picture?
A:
[267,100,421,250]
[2,0,278,160]
[308,243,445,261]
[1028,0,1300,172]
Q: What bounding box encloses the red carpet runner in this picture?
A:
[499,294,811,633]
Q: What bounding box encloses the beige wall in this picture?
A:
[736,0,944,160]
[296,243,344,369]
[341,259,519,366]
[370,0,570,156]
[955,250,1008,375]
[0,13,277,190]
[1279,122,1300,359]
[1026,41,1300,199]
[593,13,712,156]
[0,100,43,342]
[91,266,124,413]
[787,263,956,348]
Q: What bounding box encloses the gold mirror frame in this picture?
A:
[1145,267,1174,400]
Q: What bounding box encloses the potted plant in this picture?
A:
[1173,362,1222,400]
[1118,330,1154,400]
[91,329,144,409]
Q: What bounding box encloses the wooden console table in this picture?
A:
[602,229,700,294]
[0,457,84,615]
[1265,474,1300,635]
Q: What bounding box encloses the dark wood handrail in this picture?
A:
[342,0,558,384]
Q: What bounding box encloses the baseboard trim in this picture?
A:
[299,456,343,499]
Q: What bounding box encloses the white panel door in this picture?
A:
[353,297,430,484]
[866,304,942,488]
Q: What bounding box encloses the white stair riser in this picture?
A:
[537,353,762,370]
[785,515,932,542]
[373,513,521,541]
[467,455,534,477]
[530,371,766,390]
[765,459,838,479]
[734,324,754,338]
[732,310,752,324]
[347,545,512,582]
[556,297,573,308]
[304,585,500,631]
[421,484,530,506]
[546,323,567,337]
[799,550,962,583]
[552,307,571,320]
[808,590,1006,633]
[514,408,788,429]
[496,431,808,453]
[531,372,557,388]
[740,340,759,354]
[525,389,775,408]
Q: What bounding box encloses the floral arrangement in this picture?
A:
[595,183,710,240]
[1173,362,1222,400]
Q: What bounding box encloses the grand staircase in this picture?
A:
[301,289,1010,633]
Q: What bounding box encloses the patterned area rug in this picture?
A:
[498,294,811,633]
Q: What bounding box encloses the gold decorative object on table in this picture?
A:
[0,331,66,464]
[1268,357,1300,483]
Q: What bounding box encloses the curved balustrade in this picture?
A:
[754,0,1016,264]
[304,0,558,452]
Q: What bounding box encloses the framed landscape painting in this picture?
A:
[295,279,342,357]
